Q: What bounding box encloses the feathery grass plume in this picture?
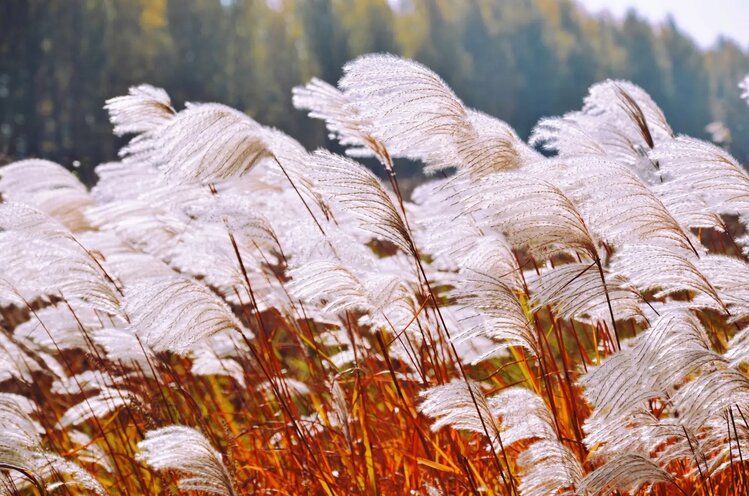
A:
[452,233,524,290]
[258,126,335,219]
[465,172,599,260]
[580,310,725,466]
[0,334,66,384]
[418,380,503,450]
[337,53,465,170]
[454,109,541,176]
[191,348,247,388]
[92,327,156,375]
[185,193,283,255]
[532,80,672,184]
[592,80,672,138]
[106,87,332,240]
[596,80,672,145]
[0,393,105,495]
[166,221,262,296]
[697,405,749,478]
[89,159,160,203]
[557,157,698,253]
[104,84,175,136]
[726,324,749,366]
[134,102,272,183]
[288,260,412,318]
[286,251,426,374]
[651,136,749,216]
[0,332,44,384]
[576,453,679,495]
[0,159,94,231]
[696,254,749,320]
[610,244,727,313]
[0,202,122,315]
[0,276,25,307]
[13,301,110,352]
[672,369,749,432]
[408,178,522,284]
[76,230,177,287]
[309,150,414,254]
[56,387,132,429]
[646,416,709,470]
[190,331,251,384]
[50,369,123,396]
[159,186,295,307]
[0,393,43,452]
[487,387,558,446]
[420,383,585,493]
[652,182,727,233]
[493,388,584,495]
[86,156,159,203]
[456,168,639,345]
[292,77,374,158]
[530,112,609,158]
[0,199,80,239]
[529,262,644,326]
[451,271,539,360]
[517,441,584,496]
[86,183,210,259]
[136,426,236,496]
[582,310,719,405]
[629,311,721,388]
[336,53,533,175]
[124,275,247,354]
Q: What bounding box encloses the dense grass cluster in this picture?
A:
[2,54,749,495]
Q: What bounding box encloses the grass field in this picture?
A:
[2,54,749,495]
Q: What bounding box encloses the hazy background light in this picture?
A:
[576,0,749,48]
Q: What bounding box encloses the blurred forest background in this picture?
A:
[2,0,749,183]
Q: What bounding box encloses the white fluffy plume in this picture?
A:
[138,103,272,184]
[124,276,247,354]
[136,426,236,496]
[0,393,105,495]
[104,84,175,136]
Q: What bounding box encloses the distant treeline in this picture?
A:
[2,0,749,182]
